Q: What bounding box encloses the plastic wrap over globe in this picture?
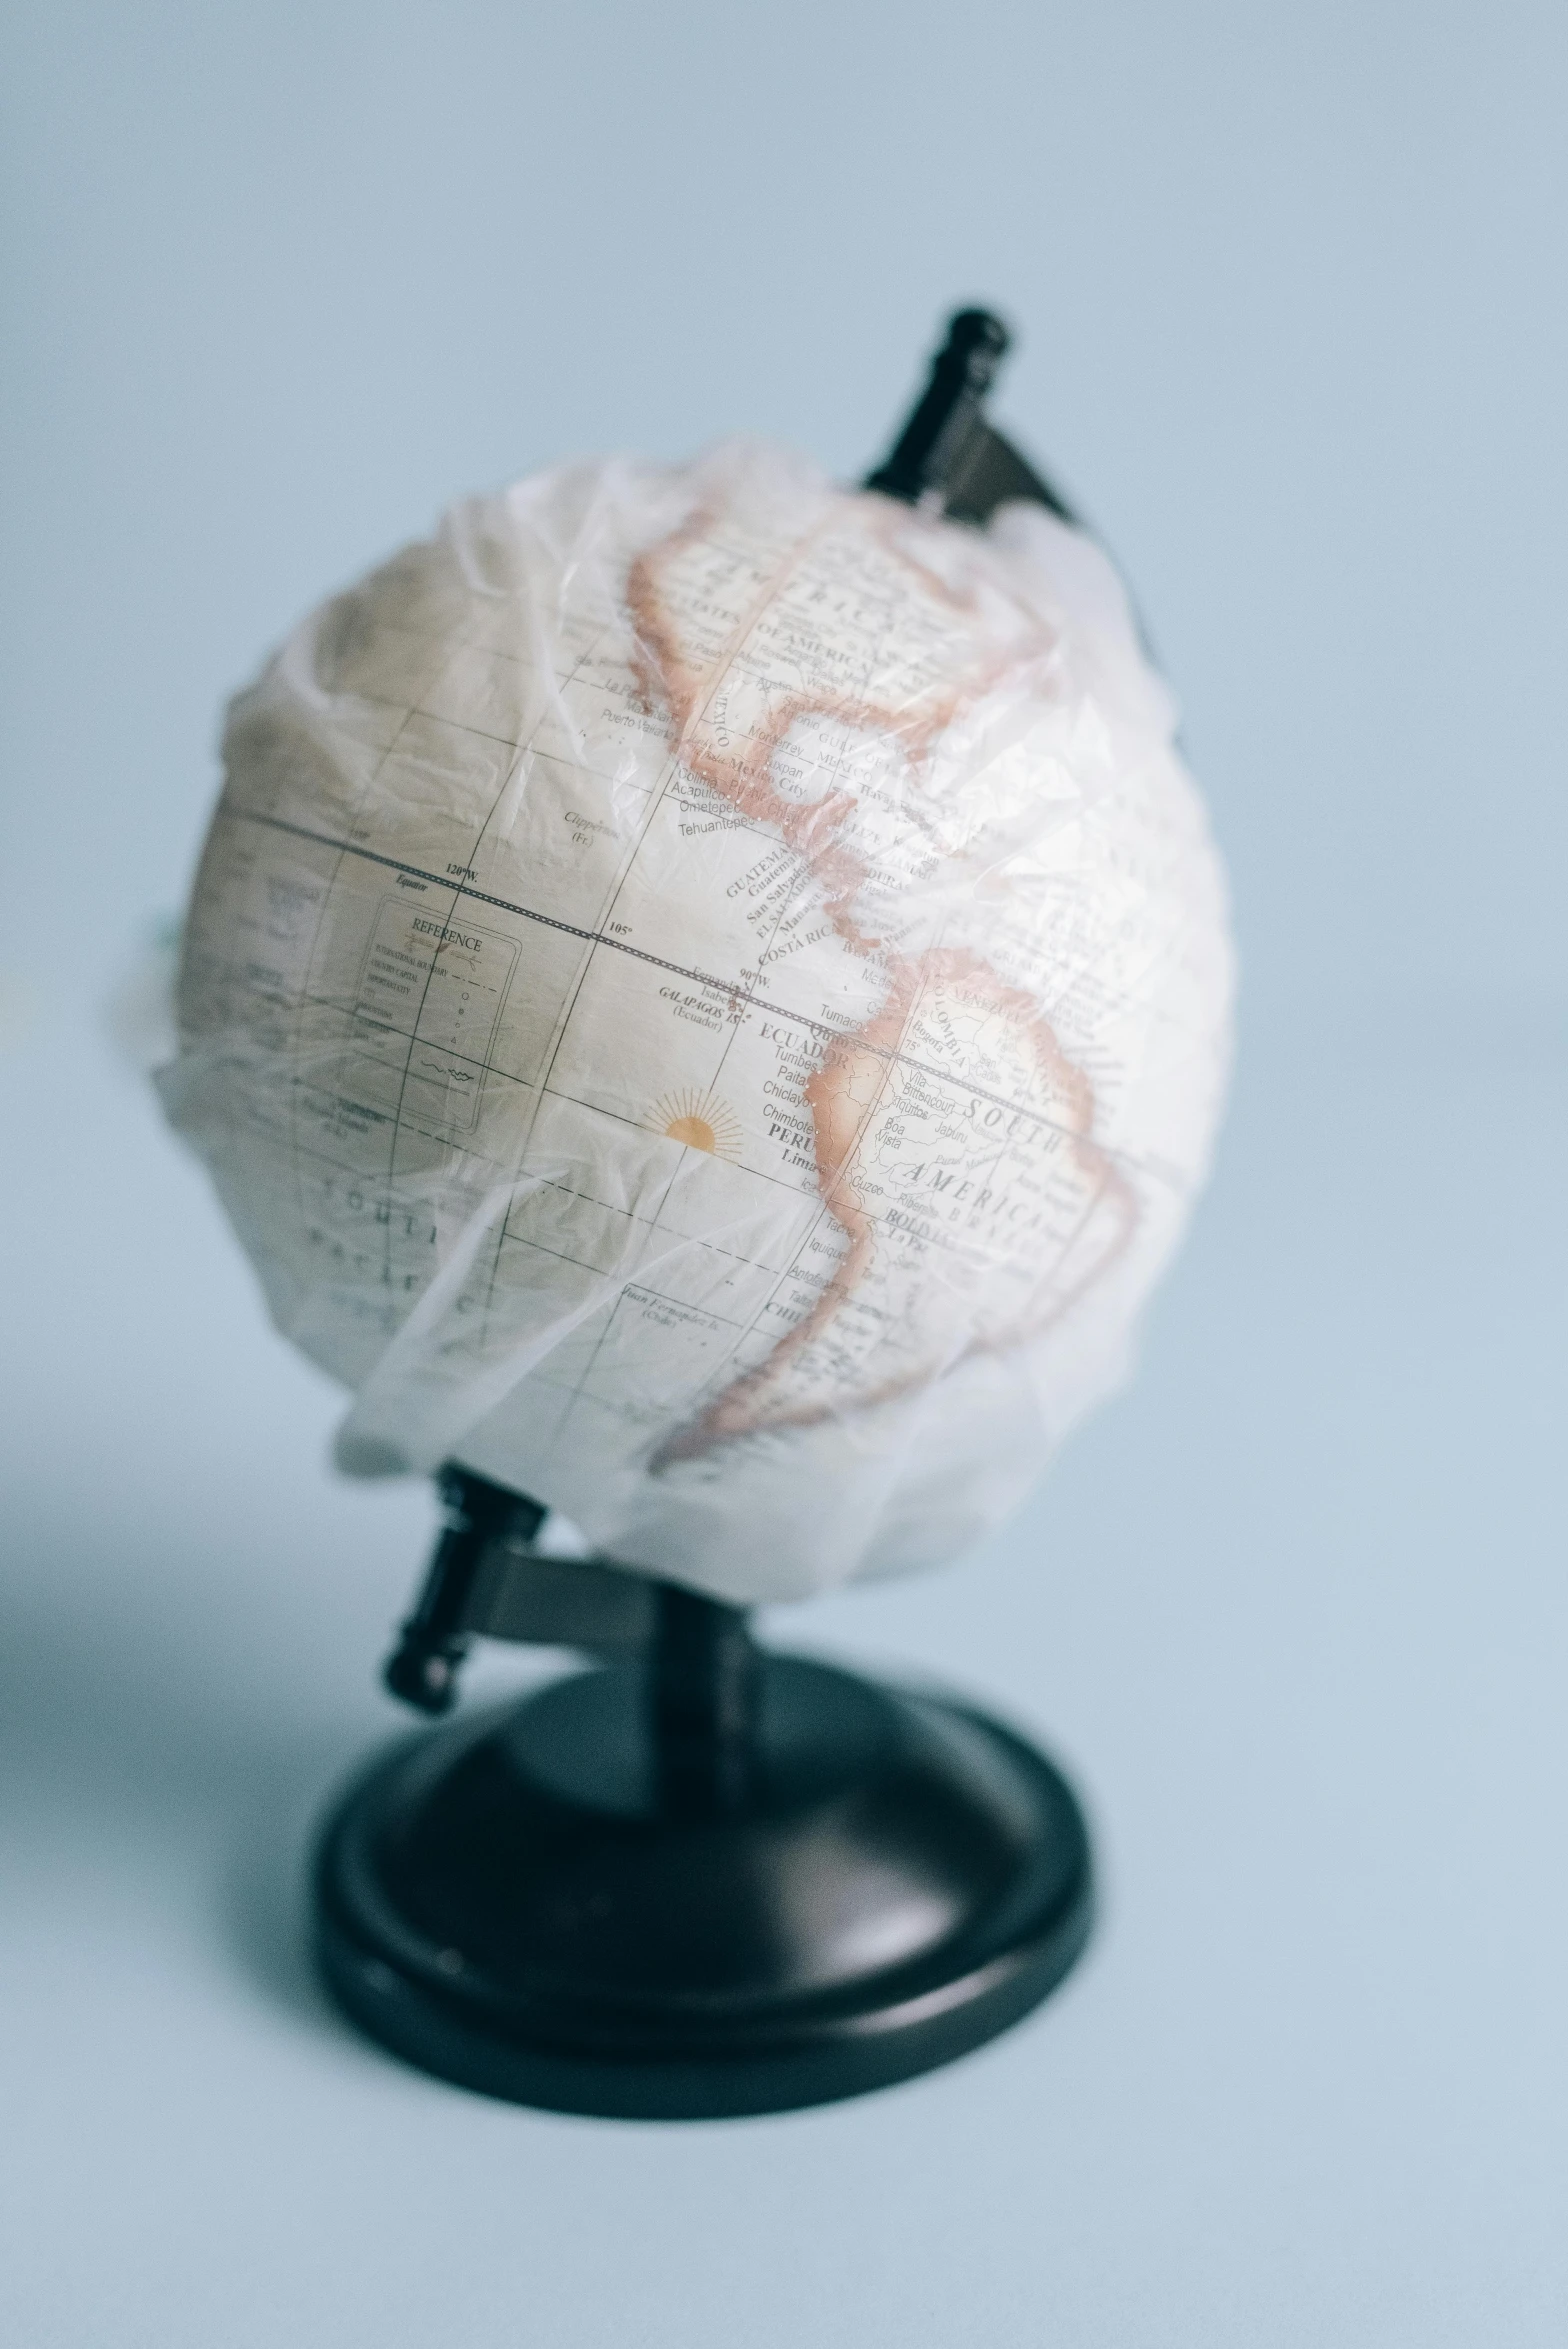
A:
[158,440,1234,1604]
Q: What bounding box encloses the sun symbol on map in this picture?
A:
[650,1089,744,1161]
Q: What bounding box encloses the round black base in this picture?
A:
[314,1654,1092,2119]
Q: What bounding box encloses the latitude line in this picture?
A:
[232,804,1137,1163]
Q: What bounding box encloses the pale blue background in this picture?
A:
[2,4,1566,2344]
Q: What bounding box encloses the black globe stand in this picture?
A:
[314,1475,1093,2120]
[313,314,1098,2118]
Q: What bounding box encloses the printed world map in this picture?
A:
[160,443,1232,1601]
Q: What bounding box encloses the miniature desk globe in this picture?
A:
[159,313,1232,2116]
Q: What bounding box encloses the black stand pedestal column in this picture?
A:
[314,1564,1093,2120]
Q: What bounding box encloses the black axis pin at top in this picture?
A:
[864,308,1011,506]
[863,306,1076,528]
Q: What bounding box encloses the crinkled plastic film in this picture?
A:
[157,441,1233,1603]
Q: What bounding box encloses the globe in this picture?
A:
[158,438,1233,1602]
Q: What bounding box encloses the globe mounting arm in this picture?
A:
[381,1463,760,1817]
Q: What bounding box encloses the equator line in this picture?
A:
[236,806,1106,1154]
